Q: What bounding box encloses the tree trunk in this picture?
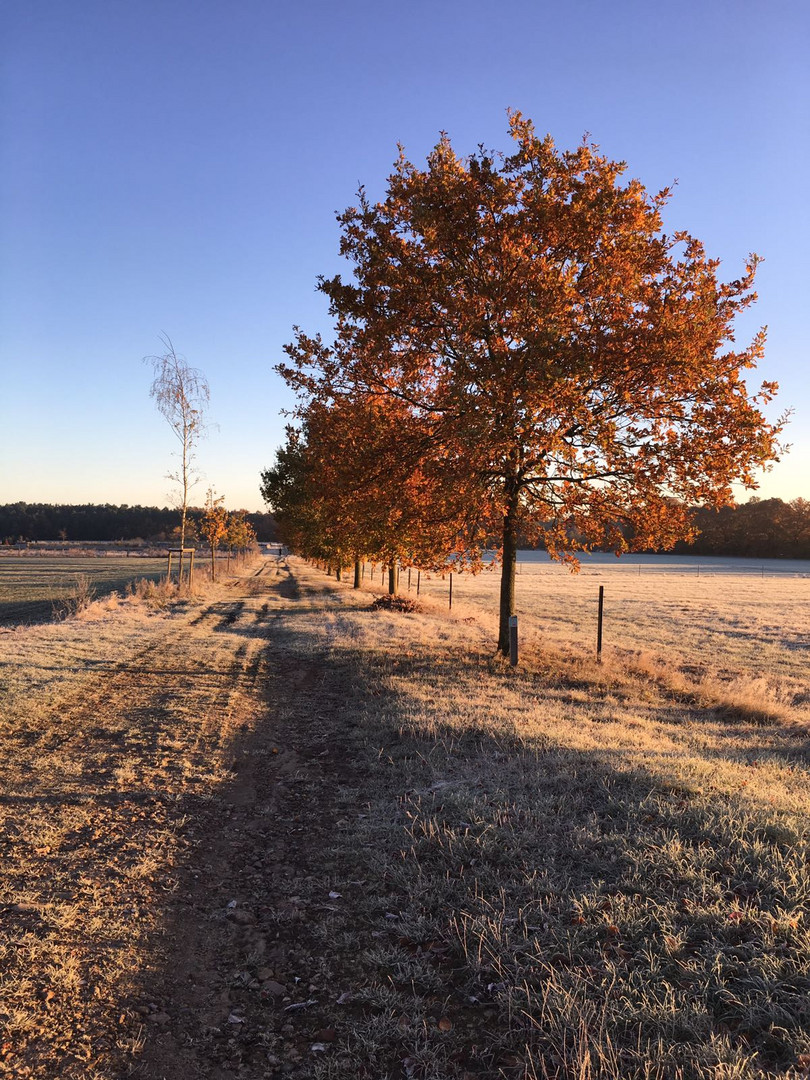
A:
[388,562,398,595]
[210,544,216,582]
[336,563,342,582]
[353,557,361,589]
[497,490,520,656]
[180,434,189,574]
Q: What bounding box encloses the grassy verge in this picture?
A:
[0,555,171,624]
[257,563,810,1079]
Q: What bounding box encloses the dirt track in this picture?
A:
[1,558,374,1079]
[7,557,810,1079]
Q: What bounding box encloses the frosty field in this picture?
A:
[2,556,809,1078]
[0,554,169,624]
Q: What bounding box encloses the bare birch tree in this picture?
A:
[145,335,210,552]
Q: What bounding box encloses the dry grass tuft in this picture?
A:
[52,573,95,619]
[369,594,424,613]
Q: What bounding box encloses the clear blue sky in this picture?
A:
[1,0,807,512]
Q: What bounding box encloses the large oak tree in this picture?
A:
[281,114,785,654]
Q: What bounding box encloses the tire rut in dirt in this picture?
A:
[0,578,273,1080]
[132,644,362,1080]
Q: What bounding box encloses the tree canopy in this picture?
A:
[277,114,785,653]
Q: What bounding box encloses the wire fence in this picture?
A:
[513,558,810,578]
[397,557,810,679]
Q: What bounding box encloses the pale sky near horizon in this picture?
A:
[1,0,807,513]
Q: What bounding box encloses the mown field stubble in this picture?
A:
[1,557,809,1079]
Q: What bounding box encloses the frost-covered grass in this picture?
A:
[2,556,809,1079]
[400,561,810,721]
[282,561,810,1078]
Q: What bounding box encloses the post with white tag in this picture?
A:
[509,614,518,666]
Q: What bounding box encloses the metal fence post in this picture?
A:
[597,585,604,663]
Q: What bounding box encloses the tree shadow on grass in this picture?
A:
[124,605,810,1080]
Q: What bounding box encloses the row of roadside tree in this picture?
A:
[197,490,259,581]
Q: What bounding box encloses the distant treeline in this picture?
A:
[3,499,806,558]
[517,498,809,560]
[0,503,278,544]
[669,498,810,559]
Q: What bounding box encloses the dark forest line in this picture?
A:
[520,496,810,561]
[667,498,810,560]
[2,499,808,560]
[0,503,277,544]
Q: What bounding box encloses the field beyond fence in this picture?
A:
[0,554,170,624]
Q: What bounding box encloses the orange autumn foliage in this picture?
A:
[279,113,786,653]
[262,395,486,588]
